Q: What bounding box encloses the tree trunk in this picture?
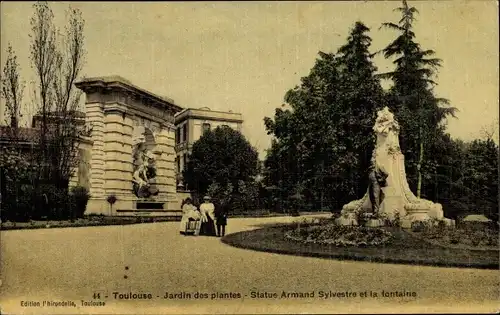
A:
[416,128,424,198]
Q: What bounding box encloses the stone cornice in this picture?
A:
[75,76,184,113]
[175,108,243,125]
[102,101,174,125]
[176,114,244,125]
[103,103,129,114]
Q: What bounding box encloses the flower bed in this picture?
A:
[222,223,499,269]
[410,220,498,250]
[285,223,393,247]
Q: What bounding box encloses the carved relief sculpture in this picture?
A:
[132,126,159,198]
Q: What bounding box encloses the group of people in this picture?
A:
[179,195,228,237]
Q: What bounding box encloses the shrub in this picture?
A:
[107,194,117,205]
[287,224,393,247]
[411,221,427,233]
[485,234,497,246]
[436,220,447,231]
[393,212,401,227]
[11,184,70,220]
[355,211,370,226]
[449,230,461,244]
[37,184,72,220]
[470,234,481,246]
[70,186,90,219]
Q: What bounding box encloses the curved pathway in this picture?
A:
[0,215,497,314]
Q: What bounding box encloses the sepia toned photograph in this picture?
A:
[0,1,498,314]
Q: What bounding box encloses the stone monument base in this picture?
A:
[85,194,180,217]
[365,219,384,228]
[335,213,358,226]
[337,107,454,229]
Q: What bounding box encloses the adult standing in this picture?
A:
[199,195,217,236]
[215,203,228,237]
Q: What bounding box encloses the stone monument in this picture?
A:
[75,76,183,216]
[337,106,453,228]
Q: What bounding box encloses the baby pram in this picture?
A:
[184,218,201,235]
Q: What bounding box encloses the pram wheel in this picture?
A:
[184,219,200,235]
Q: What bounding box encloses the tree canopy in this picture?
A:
[378,0,457,196]
[183,125,259,198]
[263,21,385,211]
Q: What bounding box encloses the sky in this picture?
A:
[1,1,499,159]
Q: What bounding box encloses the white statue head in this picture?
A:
[374,106,399,135]
[144,150,155,163]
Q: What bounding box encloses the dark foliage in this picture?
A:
[183,126,260,212]
[263,21,385,212]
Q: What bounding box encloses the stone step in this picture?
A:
[116,209,183,220]
[136,201,165,210]
[112,215,181,222]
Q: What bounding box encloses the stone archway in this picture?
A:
[75,76,183,215]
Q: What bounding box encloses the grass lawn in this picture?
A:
[0,215,179,231]
[222,223,498,269]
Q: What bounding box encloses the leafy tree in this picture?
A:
[460,139,498,221]
[422,134,467,217]
[379,0,457,197]
[334,21,386,196]
[183,126,259,199]
[263,21,384,211]
[421,133,499,222]
[29,1,86,188]
[0,2,86,221]
[0,147,37,221]
[206,182,234,212]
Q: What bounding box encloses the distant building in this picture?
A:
[174,107,243,189]
[0,110,92,188]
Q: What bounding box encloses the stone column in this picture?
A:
[103,111,135,213]
[69,143,92,190]
[155,123,177,210]
[85,102,106,213]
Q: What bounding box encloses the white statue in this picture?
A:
[373,106,401,155]
[132,150,152,187]
[131,126,159,198]
[337,106,452,228]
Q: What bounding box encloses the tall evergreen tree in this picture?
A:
[379,0,457,197]
[263,21,384,211]
[335,21,386,196]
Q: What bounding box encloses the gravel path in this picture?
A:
[0,215,497,314]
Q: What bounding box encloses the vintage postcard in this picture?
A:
[0,1,498,314]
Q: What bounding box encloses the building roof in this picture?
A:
[32,111,86,126]
[75,75,184,113]
[32,110,86,118]
[0,126,41,143]
[175,107,243,124]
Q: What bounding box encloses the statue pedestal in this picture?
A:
[335,213,358,226]
[365,219,384,228]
